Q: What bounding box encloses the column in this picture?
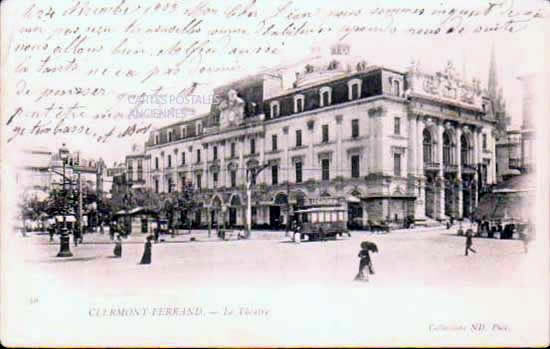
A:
[417,115,424,175]
[369,114,375,173]
[283,126,290,185]
[336,115,343,178]
[472,128,479,207]
[239,137,245,186]
[259,133,265,183]
[415,116,426,219]
[309,126,315,181]
[203,144,208,190]
[220,141,226,188]
[456,127,463,218]
[407,115,417,176]
[437,122,445,219]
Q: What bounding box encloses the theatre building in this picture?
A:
[143,43,499,228]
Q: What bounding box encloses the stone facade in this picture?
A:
[141,44,499,227]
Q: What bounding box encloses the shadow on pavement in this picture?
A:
[35,256,101,263]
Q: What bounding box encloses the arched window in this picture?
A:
[443,132,451,165]
[423,129,433,164]
[460,134,469,165]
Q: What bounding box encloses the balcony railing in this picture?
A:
[443,163,458,172]
[424,162,440,171]
[461,163,476,173]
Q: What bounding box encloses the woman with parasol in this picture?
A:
[354,241,378,281]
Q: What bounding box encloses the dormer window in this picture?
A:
[196,122,202,135]
[294,94,305,113]
[347,79,362,100]
[181,126,187,138]
[154,132,160,145]
[271,101,280,118]
[168,130,173,142]
[393,80,401,97]
[320,86,332,107]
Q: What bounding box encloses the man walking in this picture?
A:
[465,230,476,256]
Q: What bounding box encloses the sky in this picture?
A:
[2,0,547,167]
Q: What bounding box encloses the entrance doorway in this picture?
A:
[229,208,237,226]
[269,206,281,229]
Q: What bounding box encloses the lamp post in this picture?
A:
[57,143,73,257]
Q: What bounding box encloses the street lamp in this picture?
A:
[57,143,73,257]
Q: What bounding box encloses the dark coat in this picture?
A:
[139,241,152,264]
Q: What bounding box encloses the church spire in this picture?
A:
[488,43,498,100]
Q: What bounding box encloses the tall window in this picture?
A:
[180,175,186,191]
[272,134,278,151]
[322,124,329,143]
[295,161,303,183]
[482,134,487,150]
[393,80,400,96]
[181,152,186,165]
[155,134,160,145]
[296,130,302,147]
[137,160,143,181]
[196,173,202,189]
[231,170,237,187]
[321,159,330,181]
[154,179,159,193]
[443,132,452,165]
[127,160,133,181]
[423,130,432,164]
[296,97,304,113]
[155,157,159,170]
[394,117,401,135]
[272,165,278,185]
[460,134,469,165]
[167,155,172,168]
[250,168,256,186]
[196,149,201,163]
[231,142,236,158]
[213,146,218,160]
[213,172,218,187]
[271,102,279,118]
[394,153,401,177]
[250,138,256,154]
[352,119,359,138]
[168,177,173,193]
[351,155,360,178]
[168,130,173,142]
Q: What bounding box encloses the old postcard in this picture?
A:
[1,0,548,346]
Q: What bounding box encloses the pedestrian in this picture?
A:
[520,228,530,253]
[465,230,477,256]
[48,223,55,242]
[109,221,116,241]
[139,235,153,264]
[113,234,122,258]
[354,241,377,281]
[154,224,160,243]
[73,226,79,247]
[319,225,325,241]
